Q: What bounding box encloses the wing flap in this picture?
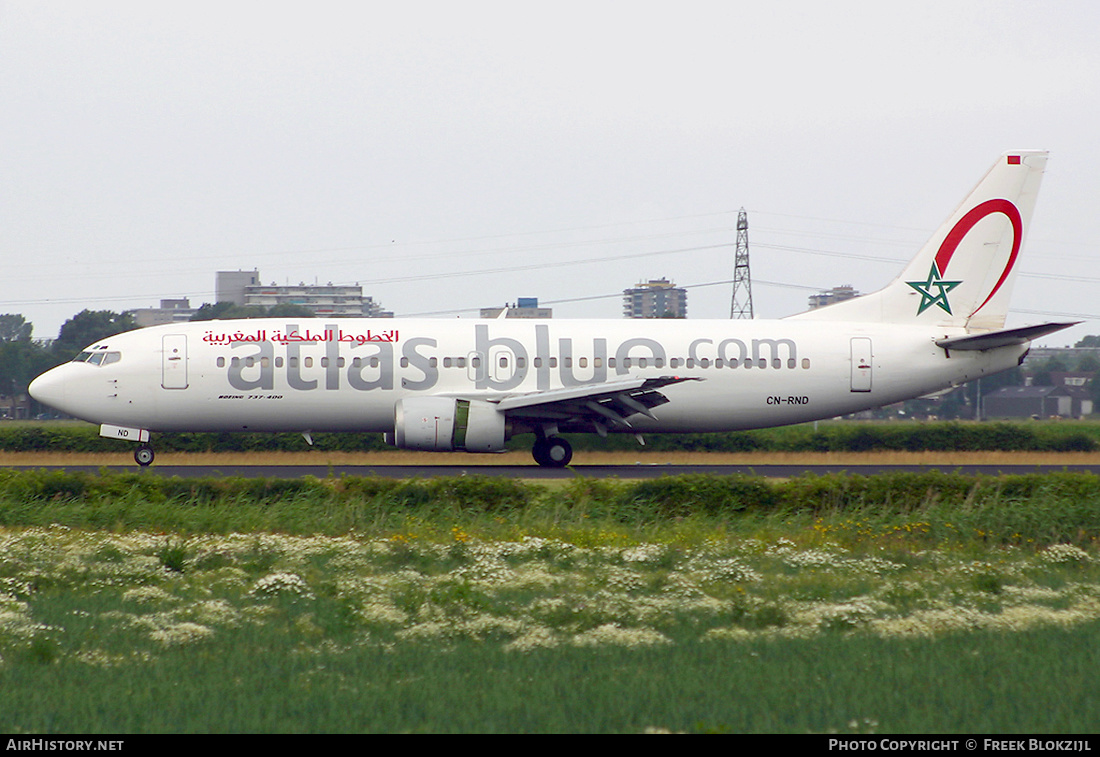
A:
[494,376,701,428]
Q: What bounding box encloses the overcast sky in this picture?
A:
[2,1,1099,346]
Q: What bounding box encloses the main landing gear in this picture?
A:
[532,435,572,468]
[134,443,155,467]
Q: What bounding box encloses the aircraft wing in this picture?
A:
[492,376,702,432]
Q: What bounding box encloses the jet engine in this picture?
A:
[391,397,507,452]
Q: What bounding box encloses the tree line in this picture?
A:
[1,311,138,405]
[2,303,317,408]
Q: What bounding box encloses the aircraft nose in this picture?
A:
[28,366,68,412]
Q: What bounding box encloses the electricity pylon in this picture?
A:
[729,207,753,319]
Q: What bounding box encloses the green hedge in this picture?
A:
[0,467,1092,512]
[0,424,392,453]
[2,420,1099,454]
[3,469,1100,543]
[608,421,1100,453]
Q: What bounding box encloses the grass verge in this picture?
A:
[3,470,1100,732]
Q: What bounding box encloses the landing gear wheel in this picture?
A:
[532,440,549,467]
[134,443,155,467]
[533,436,572,468]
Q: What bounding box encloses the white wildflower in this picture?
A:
[621,544,665,563]
[868,606,988,638]
[766,538,797,555]
[75,649,132,667]
[0,578,32,598]
[0,606,38,641]
[149,622,215,646]
[700,557,761,583]
[192,599,243,627]
[504,626,560,652]
[782,548,846,569]
[359,600,409,627]
[1040,544,1091,565]
[570,623,671,648]
[702,627,755,642]
[602,566,645,593]
[801,598,887,630]
[250,572,314,600]
[122,586,176,604]
[396,621,453,642]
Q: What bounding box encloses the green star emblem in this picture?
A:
[906,262,962,315]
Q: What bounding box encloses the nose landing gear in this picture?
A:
[99,425,155,468]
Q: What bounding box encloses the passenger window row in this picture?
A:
[212,355,813,370]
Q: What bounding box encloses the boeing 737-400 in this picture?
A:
[29,150,1074,467]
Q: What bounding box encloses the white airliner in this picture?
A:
[29,151,1074,467]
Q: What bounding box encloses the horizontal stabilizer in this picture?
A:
[934,322,1079,352]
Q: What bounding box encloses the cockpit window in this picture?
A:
[71,351,121,366]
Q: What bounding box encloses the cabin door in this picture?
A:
[850,337,872,393]
[162,334,188,390]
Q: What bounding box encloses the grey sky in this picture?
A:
[2,1,1098,346]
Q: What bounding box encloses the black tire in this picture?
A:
[134,444,155,467]
[532,439,550,467]
[533,436,572,468]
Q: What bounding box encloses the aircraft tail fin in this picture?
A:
[789,150,1048,330]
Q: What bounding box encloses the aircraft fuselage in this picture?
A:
[27,151,1059,467]
[31,317,1023,436]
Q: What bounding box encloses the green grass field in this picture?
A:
[3,470,1100,733]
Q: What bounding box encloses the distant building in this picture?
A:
[1049,372,1096,388]
[480,297,553,319]
[1,390,31,420]
[623,278,687,319]
[130,298,198,328]
[216,270,261,307]
[215,271,393,318]
[1021,347,1100,369]
[360,297,394,319]
[983,385,1093,419]
[244,281,376,318]
[808,285,861,310]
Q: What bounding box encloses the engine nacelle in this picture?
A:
[392,397,507,452]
